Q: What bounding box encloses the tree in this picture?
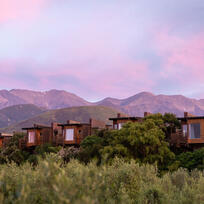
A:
[0,132,29,165]
[80,133,105,164]
[101,119,175,168]
[176,148,204,171]
[145,113,181,141]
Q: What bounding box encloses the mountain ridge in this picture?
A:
[1,89,204,117]
[0,104,46,128]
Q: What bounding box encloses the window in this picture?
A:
[118,123,124,130]
[65,129,74,141]
[28,131,35,143]
[189,123,200,139]
[114,124,118,130]
[183,125,188,137]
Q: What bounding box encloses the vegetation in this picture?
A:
[0,133,60,165]
[1,113,204,202]
[1,156,204,203]
[81,113,178,170]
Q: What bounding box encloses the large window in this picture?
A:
[65,129,74,141]
[28,131,35,143]
[118,123,125,130]
[183,125,188,137]
[114,124,118,130]
[189,123,201,139]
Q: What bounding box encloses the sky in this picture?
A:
[0,0,204,101]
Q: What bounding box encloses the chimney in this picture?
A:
[184,112,196,118]
[117,113,121,118]
[184,112,188,118]
[51,122,58,129]
[144,112,151,117]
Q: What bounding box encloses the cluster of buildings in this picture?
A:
[0,111,204,150]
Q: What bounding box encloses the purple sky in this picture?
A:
[0,0,204,101]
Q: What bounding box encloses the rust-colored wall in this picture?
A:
[0,139,3,147]
[26,128,52,147]
[52,123,63,145]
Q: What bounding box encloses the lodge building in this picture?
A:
[2,111,204,150]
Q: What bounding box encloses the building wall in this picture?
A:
[26,128,52,147]
[52,123,63,145]
[0,139,3,147]
[171,119,204,147]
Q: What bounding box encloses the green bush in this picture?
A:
[175,148,204,171]
[58,146,80,163]
[34,143,61,156]
[0,132,29,165]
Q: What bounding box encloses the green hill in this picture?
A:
[0,104,46,128]
[1,106,123,133]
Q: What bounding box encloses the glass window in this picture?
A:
[114,124,118,130]
[65,129,74,141]
[189,123,200,139]
[28,131,35,143]
[183,125,188,137]
[118,123,125,130]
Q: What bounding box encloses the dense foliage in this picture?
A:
[81,113,178,170]
[1,155,204,203]
[175,148,204,171]
[0,133,60,165]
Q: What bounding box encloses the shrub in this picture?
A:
[58,146,80,163]
[176,148,204,171]
[1,156,204,203]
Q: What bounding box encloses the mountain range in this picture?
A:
[2,89,204,132]
[96,92,204,117]
[1,89,204,117]
[0,89,90,110]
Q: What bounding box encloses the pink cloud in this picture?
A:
[0,60,18,74]
[0,56,154,100]
[0,0,47,22]
[154,29,204,84]
[48,58,154,98]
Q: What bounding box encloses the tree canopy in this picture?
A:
[81,113,178,169]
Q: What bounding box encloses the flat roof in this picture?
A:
[22,127,42,130]
[58,123,90,127]
[177,116,204,121]
[109,117,143,121]
[22,124,51,130]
